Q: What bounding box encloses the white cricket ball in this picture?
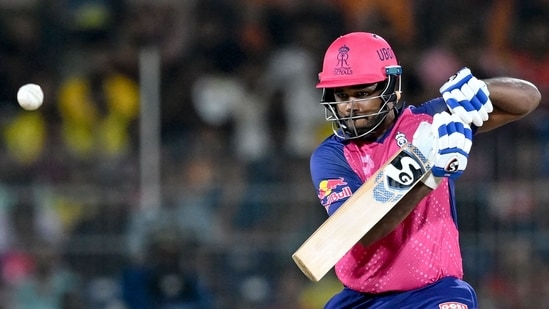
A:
[17,83,44,110]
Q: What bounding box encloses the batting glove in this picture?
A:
[440,67,493,127]
[431,112,473,179]
[412,122,441,189]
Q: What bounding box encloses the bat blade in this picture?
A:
[292,138,434,282]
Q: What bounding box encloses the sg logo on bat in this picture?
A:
[373,148,427,203]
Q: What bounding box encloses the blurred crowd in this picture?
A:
[0,0,547,308]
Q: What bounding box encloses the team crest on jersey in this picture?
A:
[438,302,468,309]
[361,154,374,176]
[395,131,408,147]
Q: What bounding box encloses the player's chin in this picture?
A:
[346,119,374,131]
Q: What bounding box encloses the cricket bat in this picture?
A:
[292,122,436,282]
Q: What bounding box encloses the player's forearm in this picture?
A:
[478,77,541,133]
[358,183,432,247]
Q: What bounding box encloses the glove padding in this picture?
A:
[440,67,493,127]
[431,112,472,179]
[412,122,441,189]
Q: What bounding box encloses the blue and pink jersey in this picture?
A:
[310,98,465,294]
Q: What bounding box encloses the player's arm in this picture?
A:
[439,67,541,133]
[359,182,432,247]
[477,77,541,133]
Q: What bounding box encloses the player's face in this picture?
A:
[333,83,393,137]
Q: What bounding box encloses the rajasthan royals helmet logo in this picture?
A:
[337,45,350,67]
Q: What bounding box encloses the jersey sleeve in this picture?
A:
[310,137,363,215]
[411,97,479,133]
[409,97,447,116]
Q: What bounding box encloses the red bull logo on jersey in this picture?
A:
[438,302,468,309]
[318,178,352,209]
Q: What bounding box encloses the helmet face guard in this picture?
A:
[316,33,403,140]
[321,68,403,139]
